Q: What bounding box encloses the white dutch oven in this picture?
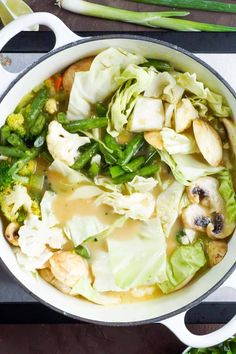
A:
[0,13,235,348]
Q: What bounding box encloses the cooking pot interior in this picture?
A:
[0,36,235,324]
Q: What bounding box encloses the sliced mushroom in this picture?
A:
[63,56,94,93]
[49,251,90,288]
[206,212,235,239]
[207,240,227,267]
[182,204,211,232]
[39,268,71,295]
[187,177,224,212]
[222,118,236,157]
[144,131,163,150]
[193,119,223,167]
[5,222,20,246]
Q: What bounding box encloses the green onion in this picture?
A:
[96,103,108,117]
[74,245,90,259]
[140,59,173,71]
[57,0,236,32]
[128,0,236,14]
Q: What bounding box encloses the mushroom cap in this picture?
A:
[207,213,235,239]
[182,203,211,232]
[5,222,20,246]
[187,176,224,212]
[193,119,223,167]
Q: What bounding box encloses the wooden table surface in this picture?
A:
[10,0,236,31]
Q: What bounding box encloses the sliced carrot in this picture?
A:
[54,76,63,92]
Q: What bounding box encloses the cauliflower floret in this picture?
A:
[46,121,90,166]
[0,185,32,222]
[17,215,66,271]
[18,215,66,258]
[6,113,26,137]
[45,98,58,115]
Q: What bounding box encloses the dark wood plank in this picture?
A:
[0,323,222,354]
[1,0,236,31]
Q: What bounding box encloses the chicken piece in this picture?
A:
[49,251,90,288]
[207,240,227,267]
[63,56,94,93]
[39,268,71,294]
[193,119,223,167]
[144,131,163,150]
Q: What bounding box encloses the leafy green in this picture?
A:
[186,336,236,354]
[157,149,189,185]
[74,245,90,259]
[218,169,236,223]
[158,241,206,294]
[107,218,167,289]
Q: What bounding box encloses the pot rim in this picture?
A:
[0,33,235,325]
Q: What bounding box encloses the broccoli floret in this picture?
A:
[19,160,37,177]
[31,200,41,218]
[0,184,37,222]
[0,161,13,191]
[6,113,26,137]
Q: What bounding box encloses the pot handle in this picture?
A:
[160,271,236,348]
[0,12,79,95]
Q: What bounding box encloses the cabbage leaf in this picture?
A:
[156,181,185,237]
[158,241,206,294]
[67,48,145,120]
[108,64,152,136]
[176,72,231,118]
[161,128,199,155]
[70,277,120,305]
[218,169,236,223]
[107,218,167,289]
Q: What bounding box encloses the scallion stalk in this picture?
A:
[128,0,236,14]
[57,0,236,32]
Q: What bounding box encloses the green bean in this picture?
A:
[118,134,144,166]
[88,162,100,178]
[9,148,40,175]
[0,125,11,145]
[109,156,145,178]
[57,112,69,124]
[104,134,123,159]
[112,164,160,184]
[65,117,108,132]
[99,144,117,165]
[140,59,173,71]
[123,156,145,172]
[144,148,159,166]
[109,165,124,178]
[72,143,98,171]
[25,87,48,129]
[14,92,35,113]
[41,150,53,163]
[7,133,27,150]
[96,103,108,117]
[30,114,46,136]
[0,146,25,158]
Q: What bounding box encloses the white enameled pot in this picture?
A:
[0,13,235,348]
